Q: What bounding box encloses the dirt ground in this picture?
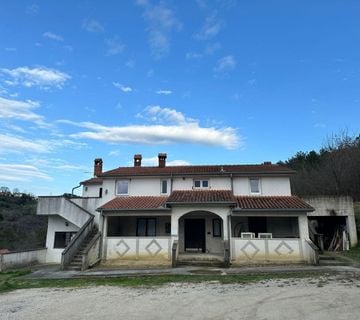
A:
[1,274,360,320]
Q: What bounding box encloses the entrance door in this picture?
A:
[185,219,206,253]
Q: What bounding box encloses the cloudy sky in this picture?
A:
[0,1,359,195]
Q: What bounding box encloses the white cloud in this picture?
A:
[105,37,125,56]
[195,12,223,40]
[156,89,172,95]
[0,164,52,182]
[137,2,181,58]
[113,82,132,92]
[5,47,17,52]
[0,66,70,89]
[59,106,241,149]
[214,55,236,73]
[0,97,44,124]
[186,52,203,60]
[82,19,104,33]
[0,134,50,154]
[43,31,64,42]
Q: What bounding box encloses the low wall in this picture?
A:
[104,237,171,264]
[231,238,305,264]
[0,248,47,271]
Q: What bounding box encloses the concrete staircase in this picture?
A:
[318,252,348,266]
[66,228,98,271]
[177,253,225,267]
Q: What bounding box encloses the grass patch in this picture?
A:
[0,271,325,294]
[340,245,360,262]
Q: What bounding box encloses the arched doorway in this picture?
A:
[178,211,224,255]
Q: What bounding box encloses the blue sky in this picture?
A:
[0,0,359,195]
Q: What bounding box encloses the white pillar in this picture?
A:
[298,214,309,240]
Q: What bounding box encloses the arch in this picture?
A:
[178,210,224,254]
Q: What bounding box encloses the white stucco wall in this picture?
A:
[82,184,102,197]
[232,177,291,196]
[45,215,79,263]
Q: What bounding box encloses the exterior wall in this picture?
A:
[178,212,224,254]
[82,184,102,197]
[104,237,171,264]
[233,177,291,196]
[45,215,79,263]
[304,196,358,246]
[0,249,47,271]
[71,197,102,225]
[231,238,304,264]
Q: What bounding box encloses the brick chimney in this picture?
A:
[158,153,167,168]
[94,158,103,177]
[134,154,142,167]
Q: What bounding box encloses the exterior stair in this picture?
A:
[177,253,225,267]
[66,228,98,271]
[318,251,348,266]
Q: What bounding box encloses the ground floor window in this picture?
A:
[54,232,76,248]
[106,216,171,237]
[212,218,222,237]
[232,216,299,238]
[137,218,156,236]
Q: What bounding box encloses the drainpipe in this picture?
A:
[72,184,81,196]
[170,173,173,193]
[230,173,233,192]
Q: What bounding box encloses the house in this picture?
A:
[37,153,319,270]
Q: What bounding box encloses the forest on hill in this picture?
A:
[279,132,360,201]
[0,190,47,251]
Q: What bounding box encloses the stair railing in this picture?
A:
[61,215,94,270]
[81,231,101,271]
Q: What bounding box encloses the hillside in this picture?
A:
[0,193,47,251]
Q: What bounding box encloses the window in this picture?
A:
[161,180,168,194]
[249,178,260,194]
[194,179,209,189]
[116,180,129,195]
[99,187,103,198]
[165,222,171,234]
[212,219,222,237]
[136,218,156,236]
[54,232,76,248]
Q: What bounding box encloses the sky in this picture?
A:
[0,0,359,195]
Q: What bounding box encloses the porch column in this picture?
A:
[298,214,309,240]
[101,215,108,260]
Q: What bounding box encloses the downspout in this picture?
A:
[170,173,173,193]
[72,184,81,196]
[230,173,233,192]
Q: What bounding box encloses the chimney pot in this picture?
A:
[263,161,272,165]
[158,153,167,168]
[94,158,103,176]
[134,154,142,167]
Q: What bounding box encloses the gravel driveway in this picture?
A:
[1,274,360,320]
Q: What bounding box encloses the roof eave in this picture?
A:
[232,208,314,212]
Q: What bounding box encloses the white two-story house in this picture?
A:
[37,153,318,270]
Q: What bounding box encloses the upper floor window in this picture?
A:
[116,180,129,195]
[249,178,260,194]
[161,180,168,194]
[194,179,209,189]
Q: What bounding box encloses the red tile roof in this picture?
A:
[166,190,236,204]
[235,196,314,211]
[100,164,294,177]
[98,193,313,212]
[99,196,168,211]
[81,177,103,185]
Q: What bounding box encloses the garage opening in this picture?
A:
[308,216,348,251]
